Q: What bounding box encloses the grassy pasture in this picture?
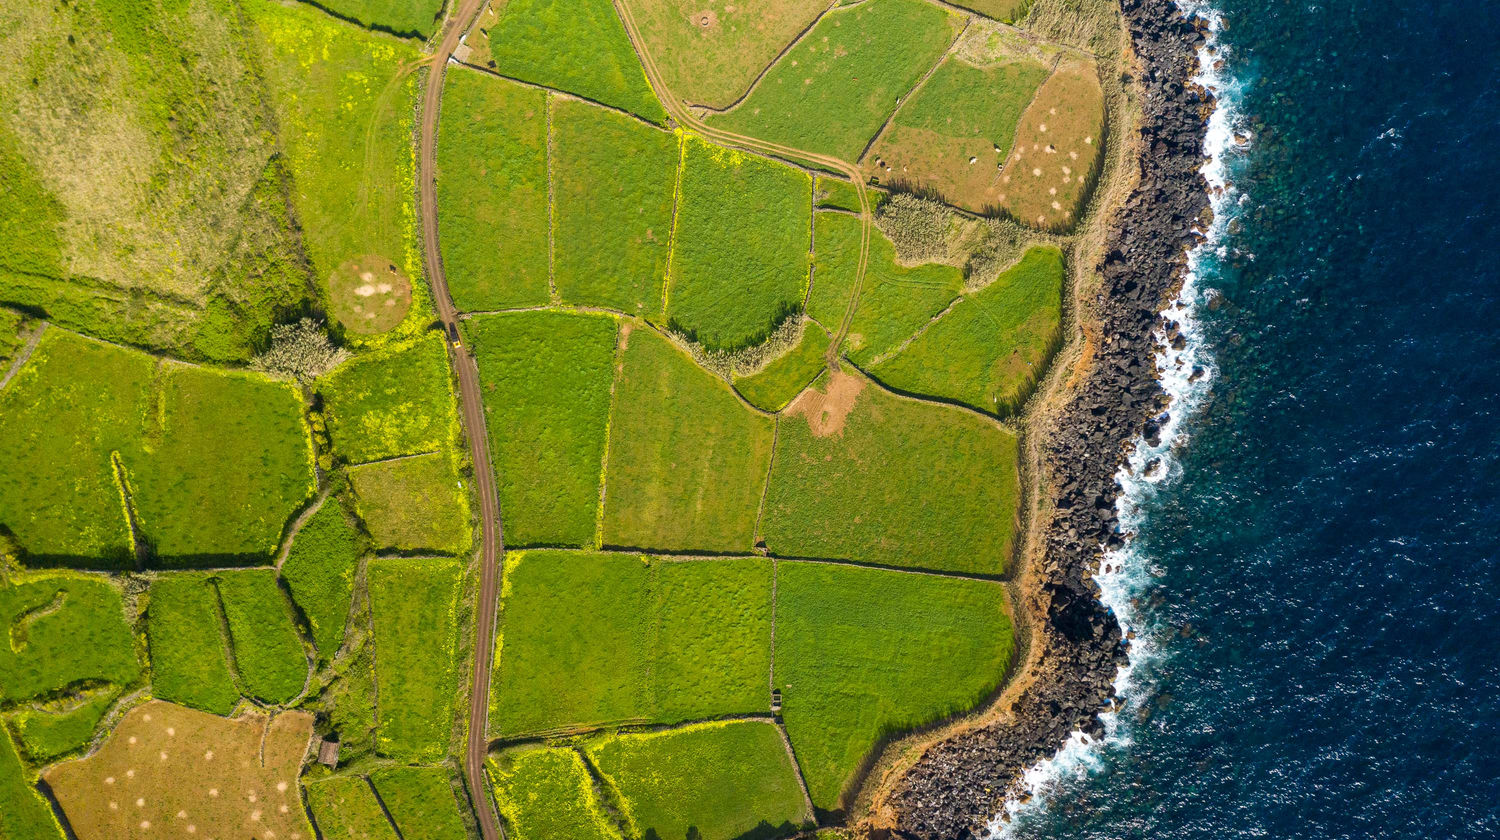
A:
[865,55,1050,212]
[628,0,832,109]
[589,720,810,840]
[438,68,551,311]
[244,0,424,302]
[313,0,446,37]
[370,765,472,840]
[470,0,666,123]
[733,321,832,411]
[815,177,864,213]
[872,245,1063,414]
[491,552,771,736]
[280,501,363,660]
[466,311,617,548]
[321,332,457,464]
[667,136,812,351]
[763,371,1020,574]
[328,255,414,335]
[215,570,309,706]
[0,573,139,704]
[45,701,316,840]
[350,453,471,555]
[552,99,679,317]
[489,746,622,840]
[146,574,241,716]
[0,0,313,363]
[808,213,964,365]
[774,561,1015,809]
[711,0,960,160]
[10,689,119,763]
[131,363,315,565]
[999,61,1106,229]
[368,557,463,760]
[947,0,1033,22]
[600,328,775,552]
[307,775,399,840]
[0,309,26,366]
[0,728,64,840]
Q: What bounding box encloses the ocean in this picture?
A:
[994,0,1500,837]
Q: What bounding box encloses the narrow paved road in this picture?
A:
[416,1,501,838]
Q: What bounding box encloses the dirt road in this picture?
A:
[416,1,501,838]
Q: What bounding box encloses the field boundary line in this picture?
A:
[572,746,636,839]
[594,322,630,549]
[863,294,963,368]
[856,15,971,166]
[490,712,782,749]
[273,486,333,571]
[773,554,1008,584]
[682,0,841,116]
[285,0,432,42]
[450,59,669,132]
[752,415,781,544]
[524,543,1007,583]
[346,450,441,469]
[544,92,559,302]
[660,132,687,321]
[460,303,631,318]
[853,359,1022,432]
[0,320,47,389]
[774,718,817,824]
[364,774,410,840]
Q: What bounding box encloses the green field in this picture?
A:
[321,333,458,464]
[215,569,308,705]
[466,311,617,547]
[0,728,64,840]
[244,0,424,308]
[763,371,1020,574]
[733,322,832,412]
[711,0,960,160]
[350,452,472,555]
[0,0,313,363]
[872,246,1064,414]
[145,574,241,715]
[475,0,666,123]
[368,557,463,760]
[370,765,471,840]
[775,561,1015,809]
[10,689,118,762]
[552,98,679,317]
[600,328,775,552]
[666,136,811,351]
[314,0,445,37]
[437,67,551,311]
[866,55,1050,212]
[281,500,363,660]
[489,747,622,840]
[0,573,139,703]
[307,775,399,840]
[131,363,314,565]
[589,721,810,840]
[492,552,771,736]
[814,177,864,213]
[949,0,1033,21]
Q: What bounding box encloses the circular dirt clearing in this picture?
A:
[328,256,412,334]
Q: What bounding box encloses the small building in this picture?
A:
[770,689,783,713]
[317,737,340,768]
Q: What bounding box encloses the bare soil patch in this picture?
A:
[328,255,413,334]
[785,369,865,437]
[45,700,315,840]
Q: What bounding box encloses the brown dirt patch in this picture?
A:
[999,60,1105,231]
[328,255,413,334]
[785,369,864,437]
[45,700,315,840]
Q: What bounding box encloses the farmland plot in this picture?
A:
[774,561,1014,810]
[320,332,458,464]
[313,0,446,37]
[489,746,622,840]
[10,689,119,762]
[762,370,1021,575]
[466,311,617,547]
[307,775,399,840]
[280,501,363,660]
[371,765,472,840]
[0,573,139,703]
[0,728,64,840]
[216,570,309,706]
[998,60,1106,230]
[350,452,471,556]
[368,557,463,760]
[600,328,775,552]
[733,320,832,412]
[146,574,241,716]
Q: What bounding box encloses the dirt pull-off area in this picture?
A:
[786,369,864,436]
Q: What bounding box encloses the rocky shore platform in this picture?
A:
[881,1,1215,836]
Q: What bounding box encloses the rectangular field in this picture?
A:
[489,746,622,840]
[774,561,1014,810]
[666,135,812,351]
[999,61,1106,230]
[466,311,618,547]
[146,573,241,715]
[437,67,552,311]
[370,766,472,840]
[600,328,775,552]
[349,452,471,555]
[307,776,399,840]
[368,557,464,760]
[319,332,458,464]
[762,370,1020,575]
[711,0,960,160]
[279,500,363,660]
[588,720,811,840]
[0,573,140,704]
[215,569,309,706]
[552,98,679,317]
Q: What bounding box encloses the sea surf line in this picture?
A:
[986,3,1243,833]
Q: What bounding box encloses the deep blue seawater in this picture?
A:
[1003,1,1500,837]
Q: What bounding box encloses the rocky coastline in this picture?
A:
[881,1,1216,837]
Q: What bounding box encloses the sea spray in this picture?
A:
[987,5,1244,834]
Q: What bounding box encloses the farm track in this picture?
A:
[415,0,501,838]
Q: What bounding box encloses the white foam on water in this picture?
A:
[986,5,1247,835]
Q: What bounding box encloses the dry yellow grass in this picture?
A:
[45,700,315,840]
[997,60,1105,230]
